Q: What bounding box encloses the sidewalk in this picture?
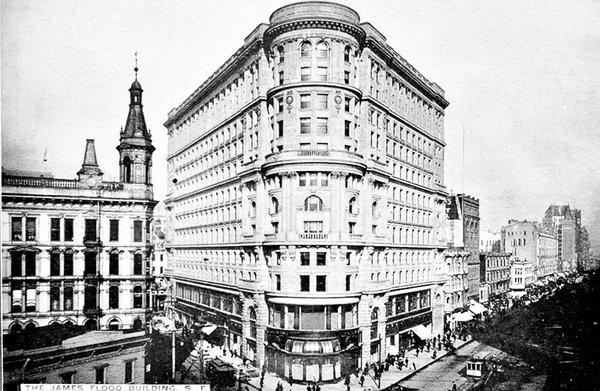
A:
[244,337,474,391]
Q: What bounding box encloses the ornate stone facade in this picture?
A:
[2,76,156,334]
[164,2,448,381]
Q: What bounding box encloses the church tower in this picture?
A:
[117,63,155,185]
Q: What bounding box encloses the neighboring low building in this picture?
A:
[501,220,558,280]
[479,252,511,299]
[3,330,148,389]
[509,258,534,298]
[1,74,157,334]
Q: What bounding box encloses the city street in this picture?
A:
[394,341,483,391]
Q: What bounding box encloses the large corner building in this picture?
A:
[164,2,450,381]
[2,73,156,333]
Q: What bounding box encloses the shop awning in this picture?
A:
[469,301,487,315]
[557,272,567,278]
[534,280,544,287]
[267,296,360,305]
[411,324,432,340]
[202,324,217,335]
[452,311,474,322]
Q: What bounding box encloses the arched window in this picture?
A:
[108,318,120,331]
[344,46,352,62]
[300,41,312,57]
[271,197,279,214]
[316,41,328,58]
[348,197,357,214]
[304,196,323,212]
[250,201,256,218]
[372,201,378,217]
[276,45,285,64]
[123,156,132,183]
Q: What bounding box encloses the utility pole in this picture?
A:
[172,330,176,382]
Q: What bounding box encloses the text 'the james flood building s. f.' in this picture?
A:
[164,2,450,382]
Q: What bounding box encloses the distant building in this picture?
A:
[480,229,500,252]
[443,196,470,317]
[542,205,577,271]
[446,194,480,301]
[479,252,511,299]
[3,331,147,389]
[501,220,558,280]
[509,258,534,298]
[1,73,157,333]
[150,201,169,312]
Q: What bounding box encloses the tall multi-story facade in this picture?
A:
[479,252,511,299]
[164,2,449,381]
[501,220,558,279]
[1,74,157,334]
[442,195,469,317]
[542,205,577,271]
[446,194,480,301]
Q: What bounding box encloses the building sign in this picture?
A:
[385,311,432,335]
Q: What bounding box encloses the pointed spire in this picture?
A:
[134,51,138,80]
[78,139,103,176]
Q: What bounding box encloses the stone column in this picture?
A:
[39,251,50,277]
[358,294,372,366]
[3,283,12,315]
[254,292,268,368]
[241,297,252,359]
[38,282,50,313]
[74,281,85,311]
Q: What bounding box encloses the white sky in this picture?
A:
[2,0,599,251]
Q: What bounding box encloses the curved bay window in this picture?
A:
[276,45,285,64]
[304,196,323,212]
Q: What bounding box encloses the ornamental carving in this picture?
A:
[285,91,294,113]
[334,92,342,113]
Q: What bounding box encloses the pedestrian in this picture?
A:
[405,357,409,366]
[412,362,416,371]
[306,385,311,391]
[452,383,457,391]
[360,375,365,387]
[415,349,419,357]
[289,377,293,387]
[432,350,437,359]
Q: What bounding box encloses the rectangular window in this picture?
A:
[63,253,73,276]
[344,97,351,112]
[300,252,310,266]
[95,367,105,384]
[25,253,36,276]
[300,118,311,134]
[303,221,323,233]
[316,252,326,266]
[271,222,279,234]
[278,71,284,85]
[309,173,318,186]
[133,220,143,242]
[11,253,22,276]
[85,219,97,241]
[11,217,22,241]
[346,275,351,291]
[63,285,73,310]
[109,286,119,309]
[277,97,284,112]
[277,120,284,137]
[125,361,134,383]
[50,218,61,241]
[50,253,60,276]
[320,173,328,186]
[348,222,355,234]
[300,66,311,81]
[299,143,311,150]
[344,71,350,84]
[316,118,328,134]
[60,372,75,384]
[372,225,377,234]
[299,173,306,186]
[133,253,143,275]
[109,253,119,275]
[276,274,281,291]
[64,219,74,241]
[316,143,328,150]
[300,94,311,109]
[109,220,119,242]
[25,217,36,241]
[315,94,328,109]
[300,275,310,292]
[316,66,327,81]
[345,120,351,137]
[316,275,326,292]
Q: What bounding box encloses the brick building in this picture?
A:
[479,252,511,299]
[164,1,450,381]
